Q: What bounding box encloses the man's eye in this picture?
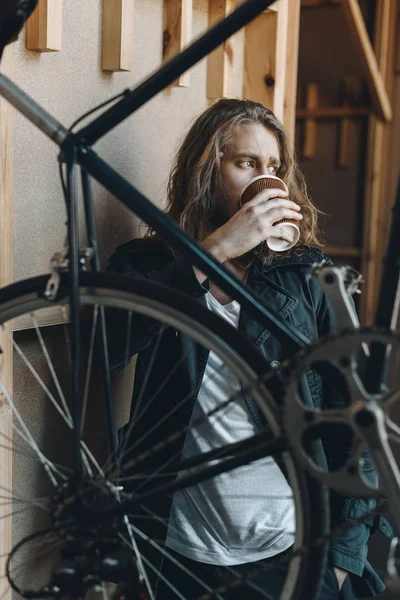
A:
[240,160,254,168]
[268,165,278,174]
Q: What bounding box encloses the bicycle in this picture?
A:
[0,1,399,599]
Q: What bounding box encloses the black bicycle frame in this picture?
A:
[0,0,398,472]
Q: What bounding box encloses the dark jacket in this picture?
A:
[106,238,393,597]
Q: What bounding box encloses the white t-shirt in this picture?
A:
[165,292,295,565]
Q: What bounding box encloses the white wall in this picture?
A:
[13,0,244,281]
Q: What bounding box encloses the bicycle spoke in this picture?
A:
[115,372,272,484]
[118,526,227,600]
[81,304,99,434]
[0,382,64,486]
[114,360,232,472]
[5,329,73,427]
[104,345,190,475]
[32,315,73,423]
[0,505,48,522]
[130,331,162,425]
[123,515,155,600]
[0,487,49,511]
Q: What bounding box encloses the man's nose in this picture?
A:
[257,165,270,176]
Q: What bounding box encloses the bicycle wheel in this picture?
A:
[0,271,328,600]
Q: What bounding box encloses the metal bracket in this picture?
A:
[44,249,94,301]
[312,261,363,330]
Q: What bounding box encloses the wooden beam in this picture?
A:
[296,106,369,118]
[302,83,319,158]
[0,45,13,600]
[337,77,363,168]
[341,0,392,122]
[207,0,235,99]
[301,0,340,6]
[283,0,301,144]
[102,0,134,72]
[243,0,289,121]
[396,4,400,75]
[26,0,62,52]
[324,245,362,258]
[163,0,193,87]
[360,0,396,324]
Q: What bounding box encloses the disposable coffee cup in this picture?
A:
[240,175,300,252]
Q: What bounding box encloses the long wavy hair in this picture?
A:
[146,98,323,265]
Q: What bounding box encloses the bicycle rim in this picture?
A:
[0,272,329,600]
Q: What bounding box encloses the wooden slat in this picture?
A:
[337,77,362,168]
[341,0,392,122]
[273,0,289,120]
[0,45,13,600]
[207,0,235,99]
[302,83,319,158]
[301,0,340,6]
[243,10,277,110]
[163,0,192,87]
[102,0,134,72]
[396,5,400,75]
[296,106,369,118]
[283,0,301,144]
[26,0,62,52]
[243,0,289,120]
[360,0,395,324]
[324,245,362,258]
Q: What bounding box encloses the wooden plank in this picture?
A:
[396,4,400,75]
[301,0,340,6]
[163,0,193,87]
[324,245,362,258]
[207,0,235,99]
[337,77,362,168]
[360,0,395,324]
[341,0,392,122]
[102,0,134,72]
[0,44,13,600]
[273,0,289,120]
[283,0,301,144]
[243,10,277,110]
[26,0,62,52]
[302,83,319,158]
[243,0,289,120]
[296,106,369,118]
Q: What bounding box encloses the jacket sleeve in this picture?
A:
[311,275,376,577]
[103,240,210,371]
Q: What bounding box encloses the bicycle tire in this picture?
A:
[0,271,329,600]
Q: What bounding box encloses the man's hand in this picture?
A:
[203,189,302,263]
[333,566,348,590]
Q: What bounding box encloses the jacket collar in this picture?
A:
[238,246,323,347]
[251,246,325,276]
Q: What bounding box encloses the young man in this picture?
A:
[107,99,389,599]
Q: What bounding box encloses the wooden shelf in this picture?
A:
[323,245,362,258]
[296,106,369,119]
[301,0,340,8]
